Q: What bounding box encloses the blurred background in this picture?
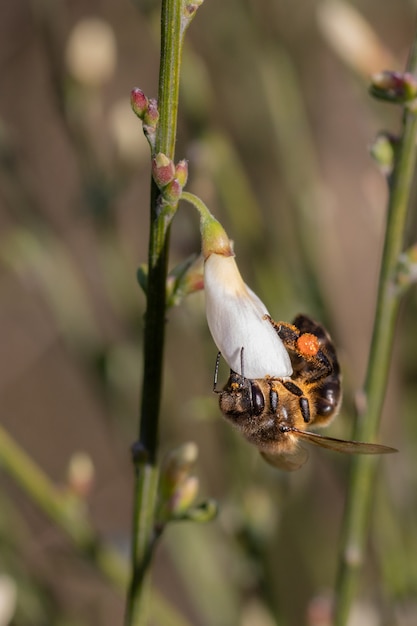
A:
[1,0,417,624]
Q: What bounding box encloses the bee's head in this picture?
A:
[219,371,265,419]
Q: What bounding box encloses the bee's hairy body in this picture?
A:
[217,315,394,470]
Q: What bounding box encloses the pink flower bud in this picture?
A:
[175,159,188,187]
[371,71,417,102]
[152,153,176,187]
[130,88,148,118]
[143,98,159,128]
[163,178,182,203]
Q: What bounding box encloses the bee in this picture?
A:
[215,314,396,471]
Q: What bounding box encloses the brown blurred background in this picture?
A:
[1,1,417,625]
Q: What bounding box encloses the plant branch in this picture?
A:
[333,27,417,625]
[125,2,203,624]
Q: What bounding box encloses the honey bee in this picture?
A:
[215,314,396,470]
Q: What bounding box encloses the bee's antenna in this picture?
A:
[213,351,222,393]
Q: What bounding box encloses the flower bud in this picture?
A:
[152,153,176,187]
[158,443,201,522]
[168,475,199,516]
[163,178,183,203]
[143,98,159,129]
[160,442,199,496]
[67,452,95,498]
[166,254,204,307]
[175,159,189,187]
[370,71,417,103]
[130,88,149,119]
[182,271,204,295]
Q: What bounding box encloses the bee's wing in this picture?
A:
[260,446,309,471]
[291,428,397,455]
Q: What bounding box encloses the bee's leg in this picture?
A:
[291,315,337,381]
[265,315,333,381]
[264,316,300,351]
[303,350,333,382]
[281,380,311,423]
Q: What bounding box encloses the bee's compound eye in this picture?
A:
[250,382,265,416]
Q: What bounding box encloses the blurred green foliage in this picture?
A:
[0,0,416,625]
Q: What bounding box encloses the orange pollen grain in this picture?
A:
[297,333,320,356]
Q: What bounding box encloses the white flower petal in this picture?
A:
[204,254,293,379]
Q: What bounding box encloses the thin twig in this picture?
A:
[333,25,417,625]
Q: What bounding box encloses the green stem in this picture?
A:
[181,191,213,219]
[333,30,417,626]
[0,425,194,626]
[125,2,201,624]
[0,424,128,586]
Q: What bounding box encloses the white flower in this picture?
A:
[204,253,293,379]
